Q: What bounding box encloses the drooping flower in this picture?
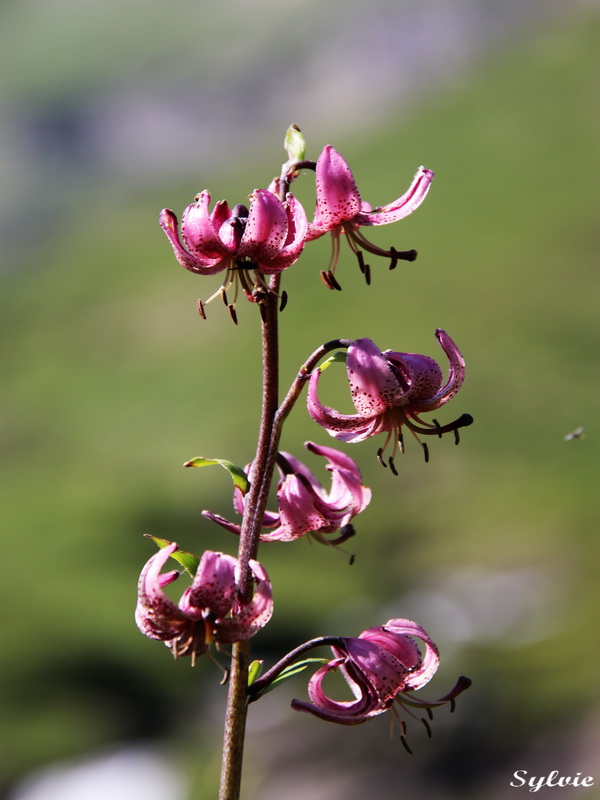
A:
[202,442,371,546]
[307,329,473,467]
[135,543,273,665]
[159,188,307,318]
[306,145,434,288]
[290,619,470,739]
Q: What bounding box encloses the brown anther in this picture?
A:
[320,270,335,290]
[400,735,413,756]
[356,250,366,274]
[420,717,433,738]
[432,419,443,439]
[454,429,461,445]
[377,447,387,468]
[398,432,405,453]
[279,290,288,312]
[389,456,398,476]
[364,262,371,285]
[220,667,230,686]
[220,287,229,306]
[327,270,342,291]
[348,553,356,566]
[422,442,430,463]
[227,304,238,325]
[196,299,206,319]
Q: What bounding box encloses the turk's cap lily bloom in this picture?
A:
[135,543,273,665]
[307,329,473,467]
[306,145,434,288]
[290,619,470,735]
[202,441,371,545]
[160,188,307,317]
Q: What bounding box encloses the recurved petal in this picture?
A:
[135,543,189,640]
[307,368,373,440]
[182,550,237,620]
[384,351,444,405]
[347,338,407,414]
[415,329,466,411]
[181,191,233,258]
[292,656,380,725]
[159,208,227,275]
[304,442,371,515]
[354,166,434,227]
[306,145,362,240]
[239,189,288,262]
[371,619,440,690]
[340,637,412,702]
[218,559,273,641]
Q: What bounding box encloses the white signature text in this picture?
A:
[511,770,594,793]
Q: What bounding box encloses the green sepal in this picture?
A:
[145,535,200,578]
[250,657,330,699]
[284,124,306,163]
[248,660,264,686]
[183,456,249,494]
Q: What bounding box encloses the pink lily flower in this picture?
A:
[306,145,434,288]
[202,442,371,546]
[159,188,307,317]
[307,330,473,467]
[135,543,273,665]
[291,619,465,733]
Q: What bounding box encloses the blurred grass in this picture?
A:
[1,8,599,795]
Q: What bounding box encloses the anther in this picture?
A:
[422,442,430,463]
[454,429,461,445]
[196,299,206,319]
[377,448,387,468]
[389,456,398,476]
[327,270,342,291]
[320,270,334,290]
[364,262,371,286]
[398,432,405,453]
[356,250,366,274]
[227,304,238,325]
[279,290,288,312]
[420,717,433,738]
[432,419,443,439]
[220,287,229,306]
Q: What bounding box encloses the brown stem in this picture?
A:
[218,275,281,800]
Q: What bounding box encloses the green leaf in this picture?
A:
[253,657,330,699]
[284,123,306,163]
[183,456,249,494]
[145,535,200,578]
[318,350,347,372]
[248,660,264,686]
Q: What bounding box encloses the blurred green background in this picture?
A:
[2,1,599,798]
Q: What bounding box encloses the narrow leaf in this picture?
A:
[145,535,200,578]
[183,457,249,494]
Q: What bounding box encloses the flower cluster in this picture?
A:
[137,127,472,766]
[159,140,432,314]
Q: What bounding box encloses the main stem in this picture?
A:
[218,277,281,800]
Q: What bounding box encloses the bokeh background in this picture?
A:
[2,1,599,798]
